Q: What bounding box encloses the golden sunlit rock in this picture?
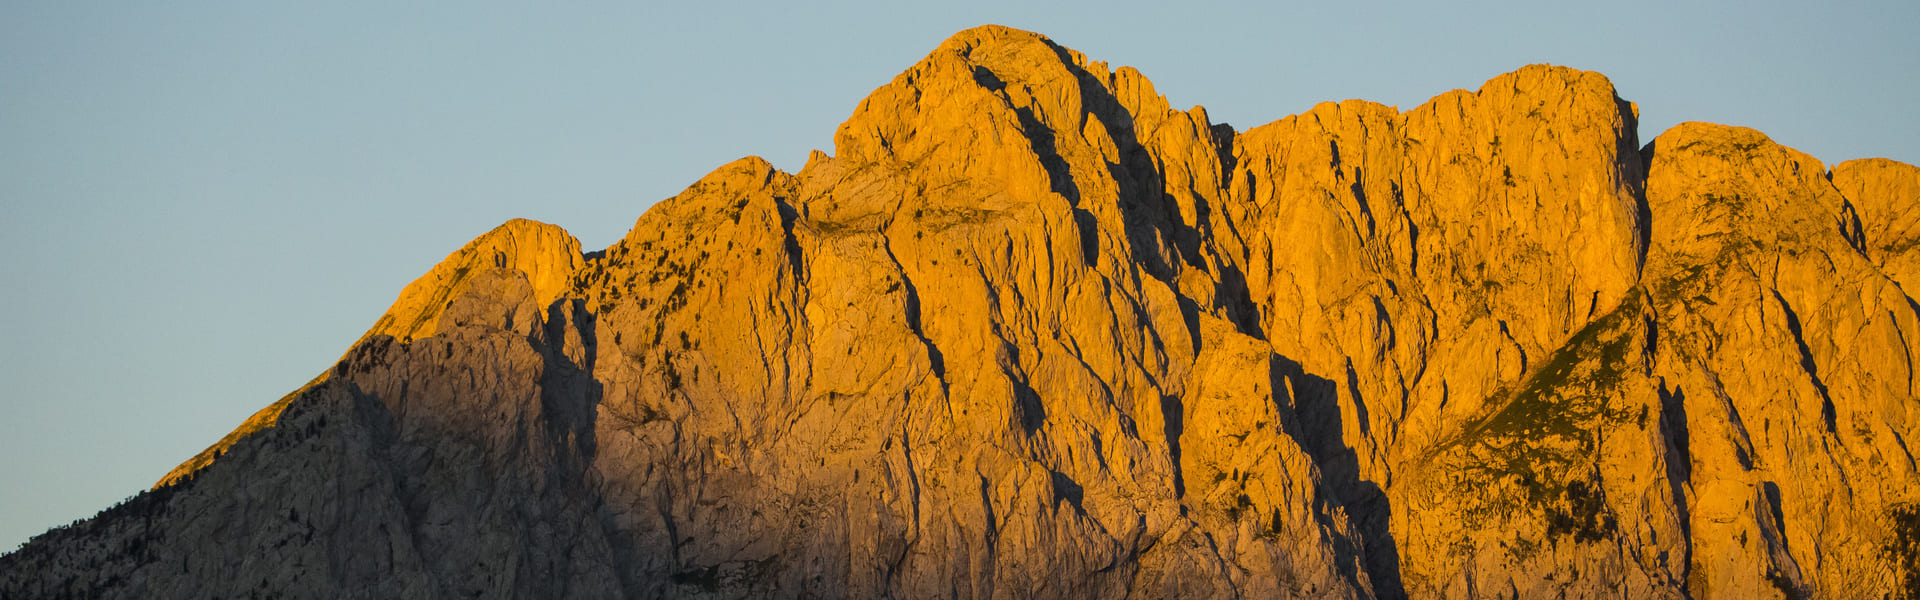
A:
[6,25,1917,599]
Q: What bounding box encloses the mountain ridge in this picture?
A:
[7,24,1919,599]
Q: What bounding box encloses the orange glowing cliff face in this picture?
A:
[7,25,1919,600]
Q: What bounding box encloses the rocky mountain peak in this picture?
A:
[1833,157,1920,292]
[8,25,1919,600]
[152,218,583,489]
[369,218,583,343]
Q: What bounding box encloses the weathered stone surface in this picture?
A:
[1641,123,1920,598]
[1835,157,1920,294]
[151,219,584,490]
[5,25,1917,599]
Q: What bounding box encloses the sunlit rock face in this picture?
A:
[5,25,1919,600]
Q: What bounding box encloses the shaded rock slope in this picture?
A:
[6,25,1919,599]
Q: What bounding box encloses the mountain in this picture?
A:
[5,25,1918,599]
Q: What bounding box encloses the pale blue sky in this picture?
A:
[2,1,1914,552]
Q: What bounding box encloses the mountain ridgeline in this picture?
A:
[6,25,1920,599]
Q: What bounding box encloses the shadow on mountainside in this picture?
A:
[0,296,626,598]
[1271,354,1407,599]
[995,36,1411,597]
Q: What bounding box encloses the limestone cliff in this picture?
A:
[5,25,1918,599]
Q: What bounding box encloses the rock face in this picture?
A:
[5,25,1918,599]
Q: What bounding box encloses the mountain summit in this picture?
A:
[6,25,1918,599]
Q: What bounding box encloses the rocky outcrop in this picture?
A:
[1834,158,1920,295]
[5,25,1917,599]
[1641,124,1920,598]
[152,219,584,489]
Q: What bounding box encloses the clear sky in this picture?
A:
[2,0,1915,552]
